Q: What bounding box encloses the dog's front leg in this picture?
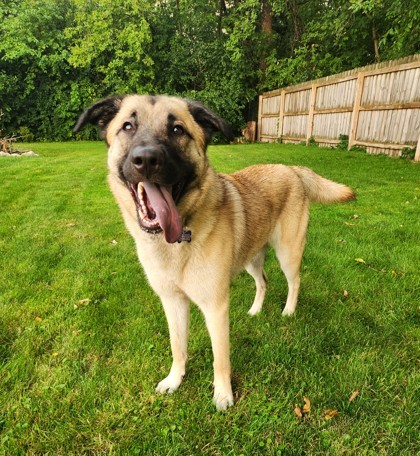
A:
[155,293,190,395]
[202,300,233,411]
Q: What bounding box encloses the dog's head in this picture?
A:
[74,95,233,243]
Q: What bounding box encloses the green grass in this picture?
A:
[0,142,418,455]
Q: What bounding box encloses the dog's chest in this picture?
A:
[136,237,195,278]
[135,235,226,299]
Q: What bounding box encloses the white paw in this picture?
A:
[155,373,183,394]
[213,388,234,411]
[282,307,295,316]
[247,307,261,316]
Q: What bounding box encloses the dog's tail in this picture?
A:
[291,166,355,204]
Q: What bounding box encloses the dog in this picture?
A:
[74,95,355,410]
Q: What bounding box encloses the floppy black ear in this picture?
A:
[187,101,234,144]
[73,95,125,136]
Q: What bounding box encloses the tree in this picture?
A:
[0,0,417,140]
[0,0,87,139]
[66,0,154,94]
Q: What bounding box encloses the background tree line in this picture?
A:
[0,0,418,141]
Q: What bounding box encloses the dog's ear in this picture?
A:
[73,95,125,136]
[187,101,234,144]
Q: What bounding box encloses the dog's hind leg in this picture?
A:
[156,291,190,395]
[246,248,268,316]
[271,207,309,316]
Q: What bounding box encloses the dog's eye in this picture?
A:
[122,122,135,133]
[172,125,185,136]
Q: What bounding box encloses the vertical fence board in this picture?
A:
[306,85,317,142]
[349,73,365,149]
[278,90,285,139]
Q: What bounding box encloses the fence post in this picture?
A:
[348,73,365,150]
[277,90,285,140]
[257,94,263,142]
[415,133,420,162]
[306,84,317,144]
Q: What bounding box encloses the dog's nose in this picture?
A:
[131,146,163,177]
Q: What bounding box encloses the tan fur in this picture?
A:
[77,95,355,410]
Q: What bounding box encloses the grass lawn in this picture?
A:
[0,142,418,455]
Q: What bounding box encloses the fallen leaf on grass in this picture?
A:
[72,329,82,335]
[325,409,339,420]
[355,258,366,264]
[349,390,360,402]
[74,298,92,310]
[35,316,42,322]
[294,397,311,419]
[303,396,311,414]
[343,290,349,297]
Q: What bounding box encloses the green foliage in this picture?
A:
[400,146,415,160]
[337,134,350,150]
[16,126,34,142]
[0,0,418,140]
[307,135,317,146]
[66,0,154,94]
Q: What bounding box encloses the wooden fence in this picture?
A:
[257,55,420,161]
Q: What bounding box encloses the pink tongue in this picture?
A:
[142,182,182,243]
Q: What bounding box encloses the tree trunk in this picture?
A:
[289,0,302,50]
[216,0,227,39]
[261,0,273,34]
[260,0,273,72]
[372,22,380,62]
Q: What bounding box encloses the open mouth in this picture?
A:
[129,181,185,243]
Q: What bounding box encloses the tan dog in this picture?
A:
[74,95,355,410]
